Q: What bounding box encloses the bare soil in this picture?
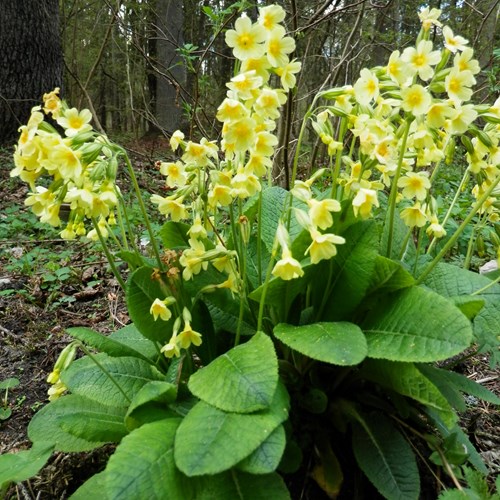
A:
[0,144,499,499]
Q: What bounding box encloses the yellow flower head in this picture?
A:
[182,138,218,167]
[445,68,475,104]
[241,56,272,82]
[216,98,249,123]
[231,167,261,199]
[418,7,442,31]
[255,88,286,119]
[254,131,278,156]
[258,4,286,31]
[272,248,304,280]
[443,26,468,53]
[398,171,431,201]
[160,161,187,188]
[307,198,341,230]
[401,40,441,81]
[227,70,263,100]
[401,84,432,116]
[170,130,185,151]
[179,238,208,280]
[225,15,267,61]
[426,102,454,129]
[266,26,296,68]
[352,188,379,218]
[245,153,272,177]
[445,104,478,135]
[151,194,188,221]
[224,116,257,152]
[275,59,301,91]
[56,108,93,137]
[150,297,175,322]
[353,68,379,106]
[208,183,233,208]
[400,202,427,228]
[306,229,346,264]
[386,50,413,86]
[426,215,446,238]
[161,334,181,358]
[43,88,62,117]
[177,320,203,349]
[453,48,480,75]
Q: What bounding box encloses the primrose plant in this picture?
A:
[2,5,500,499]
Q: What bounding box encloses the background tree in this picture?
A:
[0,0,63,145]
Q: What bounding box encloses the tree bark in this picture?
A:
[155,0,186,134]
[0,0,63,144]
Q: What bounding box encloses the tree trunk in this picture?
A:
[155,0,186,134]
[0,0,63,144]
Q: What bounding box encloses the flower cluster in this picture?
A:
[11,88,119,240]
[308,7,500,241]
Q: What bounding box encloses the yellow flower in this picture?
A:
[352,188,379,218]
[208,184,233,207]
[255,88,286,119]
[150,297,174,322]
[445,104,478,135]
[241,56,272,82]
[442,26,468,53]
[43,88,62,117]
[187,215,208,240]
[216,98,248,122]
[254,131,278,156]
[225,15,267,61]
[398,172,431,201]
[401,84,432,116]
[56,108,93,137]
[150,194,188,221]
[182,138,218,167]
[426,215,446,238]
[159,161,187,187]
[177,321,203,349]
[306,229,345,264]
[275,59,301,91]
[231,167,261,198]
[427,102,454,129]
[307,198,341,230]
[386,50,413,85]
[161,334,181,358]
[224,117,257,152]
[46,141,83,180]
[179,238,208,280]
[445,68,475,104]
[400,202,427,228]
[401,40,441,81]
[272,248,304,280]
[170,130,185,151]
[245,153,272,177]
[418,7,442,31]
[453,48,480,75]
[266,26,295,67]
[353,68,379,105]
[227,70,263,100]
[258,4,286,30]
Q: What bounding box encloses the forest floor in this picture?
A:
[0,143,499,499]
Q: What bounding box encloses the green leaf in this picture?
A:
[126,266,175,342]
[352,412,420,500]
[188,332,278,413]
[60,407,127,443]
[449,296,485,320]
[115,249,147,269]
[61,354,164,407]
[236,424,286,474]
[368,256,415,294]
[274,322,367,366]
[28,395,112,452]
[316,220,379,321]
[205,297,255,336]
[417,365,500,405]
[125,381,178,429]
[362,360,456,428]
[0,377,20,390]
[0,442,54,490]
[159,221,190,249]
[108,323,158,361]
[69,471,108,500]
[362,286,473,362]
[66,327,153,363]
[174,382,290,476]
[194,470,290,499]
[105,419,193,500]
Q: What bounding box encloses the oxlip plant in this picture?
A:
[2,5,500,499]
